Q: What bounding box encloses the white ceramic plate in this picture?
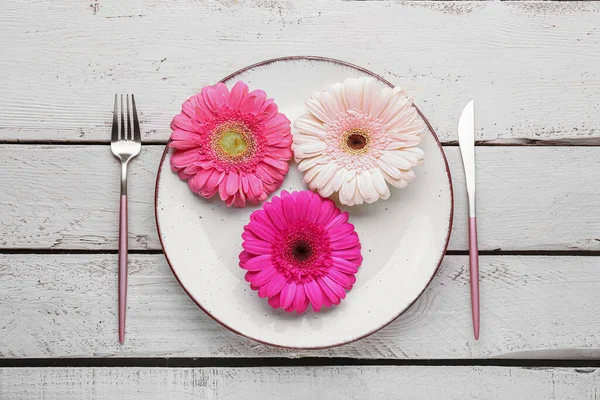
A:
[155,56,453,349]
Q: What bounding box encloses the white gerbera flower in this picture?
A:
[292,77,426,206]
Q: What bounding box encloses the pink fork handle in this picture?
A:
[469,216,480,340]
[119,195,128,344]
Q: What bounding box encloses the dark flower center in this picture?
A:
[341,128,370,155]
[347,133,367,149]
[291,239,313,262]
[272,219,333,284]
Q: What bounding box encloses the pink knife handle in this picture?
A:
[469,216,480,340]
[118,194,128,344]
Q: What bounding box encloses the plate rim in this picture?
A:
[154,55,455,350]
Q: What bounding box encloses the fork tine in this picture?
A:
[120,94,125,140]
[126,94,132,141]
[111,94,119,142]
[131,94,141,143]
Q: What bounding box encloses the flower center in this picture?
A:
[218,130,247,156]
[272,219,333,283]
[212,122,255,161]
[290,239,313,263]
[341,128,371,155]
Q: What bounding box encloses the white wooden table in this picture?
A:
[1,0,600,398]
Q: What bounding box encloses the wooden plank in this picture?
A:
[1,253,599,359]
[1,367,599,400]
[2,145,599,251]
[1,1,599,143]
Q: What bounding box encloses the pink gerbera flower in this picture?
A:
[169,81,293,207]
[239,190,362,313]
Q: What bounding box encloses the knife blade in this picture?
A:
[458,100,480,340]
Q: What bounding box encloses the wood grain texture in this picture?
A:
[1,0,599,143]
[1,253,599,359]
[1,366,599,400]
[2,145,599,251]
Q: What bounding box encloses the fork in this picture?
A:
[111,94,142,344]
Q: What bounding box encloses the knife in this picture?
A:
[458,100,480,340]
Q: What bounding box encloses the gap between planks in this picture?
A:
[1,358,600,368]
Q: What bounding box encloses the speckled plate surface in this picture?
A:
[155,56,453,349]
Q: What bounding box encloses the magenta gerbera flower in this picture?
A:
[169,81,293,207]
[239,190,362,313]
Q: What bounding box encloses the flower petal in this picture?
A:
[239,250,252,264]
[368,85,393,120]
[332,247,362,262]
[328,223,355,242]
[225,170,240,196]
[306,97,332,123]
[259,274,286,298]
[371,169,390,197]
[343,77,365,111]
[303,165,322,186]
[322,275,346,300]
[321,91,343,120]
[171,113,195,131]
[324,212,349,230]
[240,89,267,114]
[313,162,337,191]
[331,232,360,250]
[304,280,323,312]
[293,283,307,313]
[297,156,327,172]
[295,190,311,220]
[317,277,340,306]
[332,256,360,274]
[294,115,328,139]
[263,201,287,231]
[325,82,346,112]
[379,88,411,124]
[327,268,356,289]
[246,173,264,199]
[377,159,402,180]
[381,170,409,188]
[295,141,327,157]
[384,107,418,131]
[305,192,323,223]
[380,152,412,170]
[242,239,273,255]
[228,81,249,109]
[280,281,297,310]
[251,265,279,287]
[219,179,229,201]
[246,220,277,242]
[357,171,378,203]
[316,198,335,225]
[339,175,357,205]
[262,156,289,171]
[282,196,298,223]
[268,292,281,309]
[241,254,272,271]
[188,168,212,192]
[170,149,200,169]
[330,168,346,192]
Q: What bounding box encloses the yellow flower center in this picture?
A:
[341,128,370,155]
[218,130,248,156]
[212,122,254,160]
